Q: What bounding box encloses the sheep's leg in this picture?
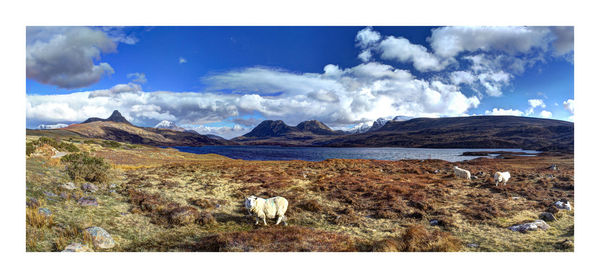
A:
[254,216,260,225]
[262,215,268,226]
[276,215,283,225]
[282,216,288,226]
[495,180,499,186]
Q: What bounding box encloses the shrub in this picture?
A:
[61,152,110,183]
[58,142,80,152]
[101,140,121,148]
[373,225,462,252]
[26,142,36,156]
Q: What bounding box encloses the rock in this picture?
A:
[59,182,76,190]
[548,164,559,171]
[26,197,39,208]
[38,207,52,217]
[77,197,98,206]
[508,220,550,233]
[540,212,557,222]
[84,227,115,249]
[467,243,479,248]
[44,191,57,198]
[51,151,68,159]
[81,183,98,193]
[434,169,440,174]
[554,200,572,211]
[429,219,439,226]
[62,243,93,252]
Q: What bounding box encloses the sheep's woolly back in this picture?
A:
[494,171,511,184]
[246,196,288,219]
[453,166,471,180]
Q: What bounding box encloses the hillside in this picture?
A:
[235,116,574,152]
[233,120,342,145]
[51,111,235,146]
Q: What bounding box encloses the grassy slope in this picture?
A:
[25,135,574,252]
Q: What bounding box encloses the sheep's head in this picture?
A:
[244,195,257,215]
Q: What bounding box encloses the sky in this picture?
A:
[26,26,574,138]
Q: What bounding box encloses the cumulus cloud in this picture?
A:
[26,27,118,89]
[27,61,481,131]
[528,99,546,108]
[37,123,69,129]
[563,99,574,114]
[484,108,525,116]
[127,72,147,84]
[355,27,381,49]
[428,26,553,58]
[187,124,248,139]
[179,57,187,64]
[539,110,553,118]
[378,36,448,72]
[449,71,476,85]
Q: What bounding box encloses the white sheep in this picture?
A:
[244,195,288,226]
[494,171,511,186]
[453,166,471,180]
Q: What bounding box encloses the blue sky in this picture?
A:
[26,26,574,138]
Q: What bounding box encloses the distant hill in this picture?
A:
[52,110,236,146]
[233,120,343,145]
[234,116,573,152]
[154,120,185,132]
[82,110,132,125]
[323,116,574,152]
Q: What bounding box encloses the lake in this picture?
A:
[170,145,540,162]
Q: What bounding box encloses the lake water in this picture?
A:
[171,145,540,162]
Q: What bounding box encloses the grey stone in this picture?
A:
[84,227,115,249]
[59,182,76,190]
[429,219,439,226]
[540,212,557,222]
[548,164,559,171]
[77,196,98,206]
[509,220,550,233]
[554,200,572,211]
[81,183,98,192]
[467,243,479,248]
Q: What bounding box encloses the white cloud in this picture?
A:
[378,36,448,72]
[528,99,546,108]
[26,27,117,89]
[127,72,147,84]
[539,110,553,118]
[358,49,372,62]
[449,71,476,85]
[563,99,575,114]
[187,124,248,139]
[484,108,525,116]
[27,61,481,130]
[37,123,69,129]
[179,57,187,64]
[428,26,553,58]
[355,27,381,49]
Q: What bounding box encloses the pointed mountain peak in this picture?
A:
[82,110,132,125]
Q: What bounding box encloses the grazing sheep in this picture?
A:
[494,171,511,186]
[453,166,471,180]
[244,195,288,226]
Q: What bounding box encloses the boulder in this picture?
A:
[77,197,98,206]
[540,212,557,222]
[508,220,550,233]
[554,200,572,211]
[429,219,439,226]
[548,164,559,171]
[84,227,115,249]
[59,182,76,190]
[62,243,93,252]
[467,243,479,248]
[81,183,98,193]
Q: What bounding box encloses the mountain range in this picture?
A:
[31,110,574,152]
[56,110,233,146]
